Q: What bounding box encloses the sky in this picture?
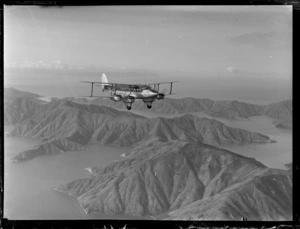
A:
[4,5,292,103]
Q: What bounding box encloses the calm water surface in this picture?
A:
[4,136,137,219]
[131,111,292,169]
[191,113,292,169]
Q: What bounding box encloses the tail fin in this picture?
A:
[102,73,109,91]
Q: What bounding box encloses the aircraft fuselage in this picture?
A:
[104,85,160,99]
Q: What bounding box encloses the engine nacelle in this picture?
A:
[123,96,135,103]
[143,98,154,109]
[143,98,155,103]
[111,95,122,102]
[157,93,165,100]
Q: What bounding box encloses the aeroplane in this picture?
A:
[80,73,177,110]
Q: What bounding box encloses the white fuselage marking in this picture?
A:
[114,89,158,99]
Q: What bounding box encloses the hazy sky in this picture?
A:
[4,5,292,103]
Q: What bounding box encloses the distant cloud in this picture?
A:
[226,66,239,74]
[231,32,292,50]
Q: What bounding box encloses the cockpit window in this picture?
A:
[140,85,151,90]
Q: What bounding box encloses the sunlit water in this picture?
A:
[4,113,292,219]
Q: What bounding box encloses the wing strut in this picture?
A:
[147,81,178,94]
[91,82,94,97]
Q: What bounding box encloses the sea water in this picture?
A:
[195,115,292,170]
[4,136,137,219]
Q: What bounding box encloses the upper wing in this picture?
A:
[80,81,178,96]
[147,81,178,85]
[80,81,103,85]
[80,81,140,88]
[81,81,178,88]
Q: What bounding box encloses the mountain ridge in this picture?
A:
[4,97,45,125]
[10,138,87,162]
[53,140,291,220]
[8,100,274,162]
[166,168,292,220]
[4,88,292,129]
[69,96,292,129]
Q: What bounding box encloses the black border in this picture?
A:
[1,1,298,229]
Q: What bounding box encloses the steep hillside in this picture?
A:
[4,97,45,125]
[54,141,292,220]
[207,100,264,119]
[148,114,273,146]
[69,97,214,114]
[166,169,292,220]
[4,89,292,129]
[70,97,293,128]
[264,100,292,120]
[263,100,292,129]
[4,87,41,103]
[10,138,87,163]
[8,101,274,161]
[9,100,272,146]
[9,100,146,144]
[71,97,264,119]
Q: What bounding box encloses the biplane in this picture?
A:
[81,73,177,110]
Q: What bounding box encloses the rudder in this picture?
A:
[102,73,109,91]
